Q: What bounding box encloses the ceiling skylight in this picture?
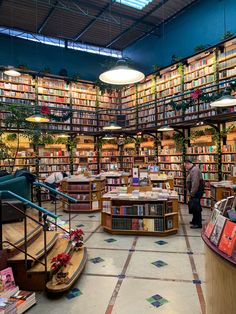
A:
[115,0,152,10]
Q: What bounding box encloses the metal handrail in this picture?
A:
[0,190,57,219]
[33,182,78,230]
[33,182,78,203]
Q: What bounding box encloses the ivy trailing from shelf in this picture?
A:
[169,81,236,111]
[41,105,72,122]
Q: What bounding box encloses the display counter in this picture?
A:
[101,189,179,236]
[202,231,236,314]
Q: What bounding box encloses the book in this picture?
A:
[0,268,16,293]
[205,209,221,238]
[10,290,36,314]
[210,215,227,246]
[0,298,17,314]
[218,220,236,257]
[0,286,19,299]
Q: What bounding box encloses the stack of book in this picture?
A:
[0,267,36,314]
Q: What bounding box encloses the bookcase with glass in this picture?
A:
[101,195,178,236]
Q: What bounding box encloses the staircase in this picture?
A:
[5,220,87,292]
[0,191,88,293]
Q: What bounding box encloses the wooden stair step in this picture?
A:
[3,224,42,252]
[46,247,87,293]
[27,238,71,273]
[8,231,59,263]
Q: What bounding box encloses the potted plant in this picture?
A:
[51,252,71,285]
[69,228,84,251]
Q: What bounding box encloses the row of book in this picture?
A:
[103,201,173,216]
[111,217,166,231]
[0,267,36,314]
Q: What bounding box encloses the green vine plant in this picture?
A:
[172,133,188,151]
[221,31,234,41]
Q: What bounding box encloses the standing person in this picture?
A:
[45,172,66,203]
[184,159,205,229]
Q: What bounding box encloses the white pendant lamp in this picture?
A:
[99,60,145,85]
[56,134,70,138]
[102,134,115,140]
[210,95,236,107]
[157,125,174,132]
[103,121,121,131]
[25,113,49,123]
[4,66,21,77]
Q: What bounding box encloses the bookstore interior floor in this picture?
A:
[28,202,209,314]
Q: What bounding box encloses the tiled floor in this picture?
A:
[28,203,210,314]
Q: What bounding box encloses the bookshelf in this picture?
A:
[101,192,179,236]
[102,172,132,192]
[100,143,119,172]
[74,141,98,174]
[62,176,105,212]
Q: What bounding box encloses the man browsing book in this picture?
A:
[184,159,204,229]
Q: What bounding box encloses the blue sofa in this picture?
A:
[0,174,32,223]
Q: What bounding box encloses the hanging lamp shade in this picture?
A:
[56,134,70,138]
[157,125,174,132]
[25,113,49,123]
[4,66,21,77]
[210,95,236,107]
[99,60,145,85]
[102,134,115,140]
[103,121,121,131]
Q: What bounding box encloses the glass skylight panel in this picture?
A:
[115,0,152,10]
[0,27,122,57]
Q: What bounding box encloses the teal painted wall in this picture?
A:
[123,0,236,74]
[0,34,117,81]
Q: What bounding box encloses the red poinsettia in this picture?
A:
[41,105,50,115]
[69,228,84,242]
[191,88,202,100]
[51,252,71,269]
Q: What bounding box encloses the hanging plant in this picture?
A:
[6,133,17,142]
[94,79,123,96]
[124,137,136,145]
[173,133,187,150]
[153,64,161,72]
[151,75,156,94]
[221,31,234,41]
[194,45,210,53]
[72,73,80,81]
[177,62,184,76]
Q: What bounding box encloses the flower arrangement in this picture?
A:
[51,252,72,270]
[69,228,84,250]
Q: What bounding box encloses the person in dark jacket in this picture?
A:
[184,159,204,229]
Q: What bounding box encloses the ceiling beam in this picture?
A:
[37,0,59,33]
[74,2,110,41]
[122,0,201,50]
[71,0,156,28]
[106,0,170,48]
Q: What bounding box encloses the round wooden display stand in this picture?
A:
[202,232,236,314]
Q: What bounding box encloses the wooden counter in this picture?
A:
[202,231,236,314]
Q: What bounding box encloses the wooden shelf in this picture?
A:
[102,226,178,236]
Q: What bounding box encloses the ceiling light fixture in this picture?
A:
[157,125,174,132]
[25,113,50,123]
[102,134,115,140]
[103,121,122,131]
[56,134,70,138]
[4,66,21,77]
[210,93,236,107]
[99,59,145,85]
